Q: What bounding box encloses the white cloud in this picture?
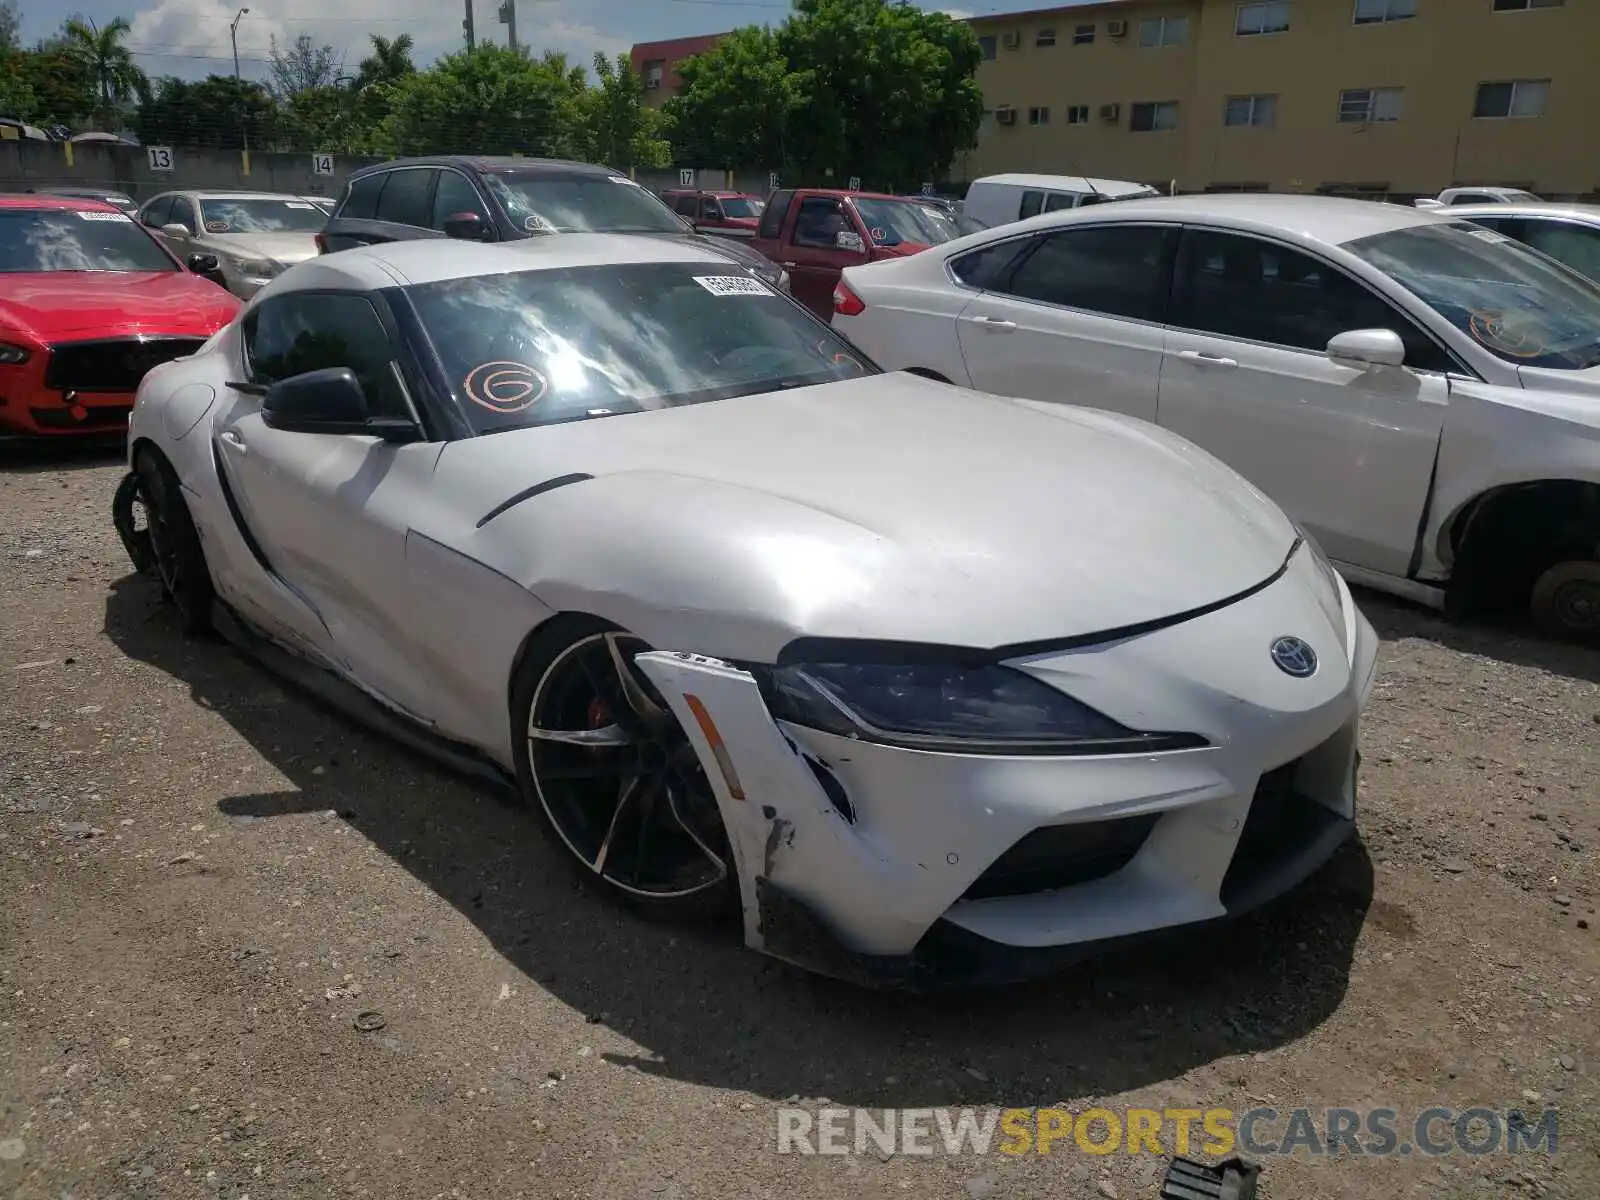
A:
[939,7,976,17]
[126,0,631,82]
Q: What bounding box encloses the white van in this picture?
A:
[962,173,1162,228]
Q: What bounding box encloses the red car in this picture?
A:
[751,188,974,319]
[0,195,240,439]
[660,189,766,240]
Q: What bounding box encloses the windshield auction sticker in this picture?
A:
[693,275,773,297]
[76,211,132,222]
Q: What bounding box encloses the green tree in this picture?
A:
[11,41,97,128]
[282,84,364,152]
[779,0,983,189]
[375,45,589,159]
[0,0,21,53]
[135,75,279,150]
[586,52,670,172]
[663,26,794,172]
[353,33,416,92]
[0,68,39,123]
[268,33,345,97]
[60,17,147,130]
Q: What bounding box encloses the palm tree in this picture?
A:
[61,17,147,131]
[354,33,415,93]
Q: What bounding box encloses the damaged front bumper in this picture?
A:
[634,548,1378,990]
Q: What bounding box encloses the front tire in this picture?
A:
[510,617,736,919]
[134,447,214,635]
[1529,559,1600,643]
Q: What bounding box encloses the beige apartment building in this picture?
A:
[961,0,1599,198]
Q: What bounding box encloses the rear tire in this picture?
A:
[510,615,737,921]
[1529,559,1600,643]
[135,447,214,635]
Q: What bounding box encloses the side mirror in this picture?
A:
[443,211,492,241]
[261,367,420,443]
[185,252,228,288]
[1326,328,1406,368]
[835,230,866,253]
[161,222,192,238]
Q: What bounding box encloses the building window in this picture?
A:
[978,34,998,60]
[1338,87,1403,122]
[1236,1,1292,35]
[1066,104,1090,124]
[1224,94,1278,127]
[1073,23,1096,44]
[1474,79,1550,118]
[1492,0,1564,10]
[644,60,664,89]
[1353,0,1417,22]
[1028,106,1050,126]
[1139,15,1189,46]
[1036,27,1056,46]
[1130,101,1180,132]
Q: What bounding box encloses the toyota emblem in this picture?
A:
[1270,636,1318,678]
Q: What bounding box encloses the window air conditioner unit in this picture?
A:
[1106,19,1128,38]
[995,106,1017,125]
[1099,103,1121,122]
[1001,30,1022,49]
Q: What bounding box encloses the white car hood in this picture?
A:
[438,374,1298,656]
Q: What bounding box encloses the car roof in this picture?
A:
[165,190,317,201]
[281,233,742,291]
[30,185,133,199]
[347,155,616,180]
[972,173,1157,196]
[1443,201,1600,222]
[0,193,124,212]
[1008,192,1448,247]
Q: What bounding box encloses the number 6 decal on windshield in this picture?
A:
[463,362,548,414]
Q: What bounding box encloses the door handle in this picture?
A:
[965,315,1017,332]
[219,430,246,455]
[781,261,797,269]
[1175,349,1239,369]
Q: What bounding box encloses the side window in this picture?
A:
[244,293,408,417]
[374,168,435,228]
[431,170,489,230]
[1043,192,1077,213]
[1018,190,1045,219]
[949,239,1030,290]
[140,195,173,228]
[791,196,852,249]
[175,198,201,233]
[1174,230,1453,371]
[998,224,1179,322]
[759,190,793,239]
[341,173,385,220]
[1464,216,1521,238]
[1450,193,1492,205]
[1520,219,1600,282]
[700,197,724,221]
[673,194,698,217]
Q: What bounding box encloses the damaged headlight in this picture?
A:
[756,661,1202,755]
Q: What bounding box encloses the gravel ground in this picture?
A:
[1,445,1597,1200]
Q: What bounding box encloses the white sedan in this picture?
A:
[834,194,1600,641]
[112,233,1376,988]
[1446,201,1600,283]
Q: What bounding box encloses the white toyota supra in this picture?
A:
[113,234,1379,988]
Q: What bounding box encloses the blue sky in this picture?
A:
[17,1,1092,85]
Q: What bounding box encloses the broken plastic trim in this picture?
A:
[1160,1156,1261,1200]
[111,470,155,575]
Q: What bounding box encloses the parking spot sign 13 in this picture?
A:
[147,146,174,172]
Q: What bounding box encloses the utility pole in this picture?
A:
[463,0,476,50]
[230,7,249,79]
[498,0,517,52]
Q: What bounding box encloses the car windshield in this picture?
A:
[917,204,987,238]
[0,208,176,273]
[484,172,687,235]
[198,197,327,233]
[407,261,875,434]
[853,197,963,247]
[1346,222,1600,370]
[719,197,764,219]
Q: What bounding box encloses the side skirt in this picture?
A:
[211,602,518,796]
[1331,560,1446,610]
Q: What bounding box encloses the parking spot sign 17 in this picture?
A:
[312,152,334,176]
[147,146,174,172]
[679,168,695,186]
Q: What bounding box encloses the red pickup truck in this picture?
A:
[752,188,977,319]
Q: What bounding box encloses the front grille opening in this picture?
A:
[45,337,206,393]
[1220,756,1327,906]
[962,813,1158,901]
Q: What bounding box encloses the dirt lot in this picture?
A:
[1,445,1596,1200]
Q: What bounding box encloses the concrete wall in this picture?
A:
[0,139,385,201]
[0,141,782,202]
